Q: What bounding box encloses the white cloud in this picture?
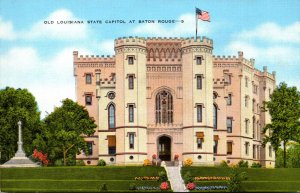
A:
[98,40,115,55]
[236,22,300,44]
[24,9,88,40]
[226,41,300,66]
[0,46,92,118]
[225,22,300,91]
[133,13,211,37]
[0,17,16,40]
[0,9,89,41]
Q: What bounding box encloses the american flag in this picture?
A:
[196,8,210,22]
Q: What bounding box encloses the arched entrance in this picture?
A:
[158,136,171,161]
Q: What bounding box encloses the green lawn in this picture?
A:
[0,166,167,192]
[181,167,300,192]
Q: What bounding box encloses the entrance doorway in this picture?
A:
[158,136,171,161]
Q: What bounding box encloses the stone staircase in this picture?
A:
[163,163,188,192]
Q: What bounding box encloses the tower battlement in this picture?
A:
[73,51,115,62]
[114,36,146,47]
[181,36,213,47]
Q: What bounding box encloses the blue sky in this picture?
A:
[0,0,299,118]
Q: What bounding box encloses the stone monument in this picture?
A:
[0,121,39,167]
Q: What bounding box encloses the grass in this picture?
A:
[182,167,300,192]
[0,166,166,192]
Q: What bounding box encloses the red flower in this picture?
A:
[32,149,49,166]
[186,182,196,190]
[152,154,157,159]
[160,182,169,190]
[174,154,179,160]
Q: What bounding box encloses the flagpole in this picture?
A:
[195,7,198,39]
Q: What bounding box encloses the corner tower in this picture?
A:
[181,37,214,165]
[114,37,147,164]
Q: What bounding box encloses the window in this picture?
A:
[245,77,248,87]
[253,145,256,159]
[245,95,249,107]
[268,88,271,98]
[227,142,233,155]
[213,104,218,129]
[253,117,256,139]
[197,105,203,122]
[196,56,202,65]
[85,95,92,105]
[128,56,134,64]
[227,117,233,133]
[213,136,219,154]
[213,92,218,99]
[108,104,115,129]
[253,84,258,94]
[156,90,173,124]
[87,142,93,155]
[196,132,204,149]
[269,145,272,157]
[108,135,116,155]
[252,99,255,112]
[86,73,92,84]
[245,142,249,155]
[257,104,260,113]
[129,133,135,149]
[227,94,232,105]
[257,121,260,140]
[245,119,249,134]
[128,104,134,122]
[196,75,203,89]
[128,75,134,89]
[224,74,232,85]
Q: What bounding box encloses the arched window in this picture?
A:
[108,104,115,129]
[156,90,173,124]
[213,104,218,129]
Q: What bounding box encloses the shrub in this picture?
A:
[76,160,85,166]
[97,159,106,166]
[186,182,196,190]
[237,160,248,168]
[129,183,137,190]
[143,159,151,166]
[227,166,247,192]
[251,162,262,168]
[160,182,169,190]
[183,158,193,166]
[158,171,168,182]
[219,160,229,167]
[54,159,63,166]
[99,183,108,192]
[32,149,49,166]
[183,171,194,184]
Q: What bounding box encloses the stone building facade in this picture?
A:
[73,36,276,167]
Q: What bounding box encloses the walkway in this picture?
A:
[164,163,188,192]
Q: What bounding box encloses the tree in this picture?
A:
[33,99,96,165]
[0,87,41,163]
[262,82,300,168]
[275,142,300,168]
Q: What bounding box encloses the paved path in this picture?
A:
[165,165,189,192]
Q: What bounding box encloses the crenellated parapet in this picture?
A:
[114,36,147,52]
[73,51,115,62]
[181,36,213,54]
[213,51,255,68]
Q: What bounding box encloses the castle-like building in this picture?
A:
[73,36,276,167]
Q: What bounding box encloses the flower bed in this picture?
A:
[134,176,160,180]
[136,186,160,190]
[195,185,228,190]
[194,176,230,181]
